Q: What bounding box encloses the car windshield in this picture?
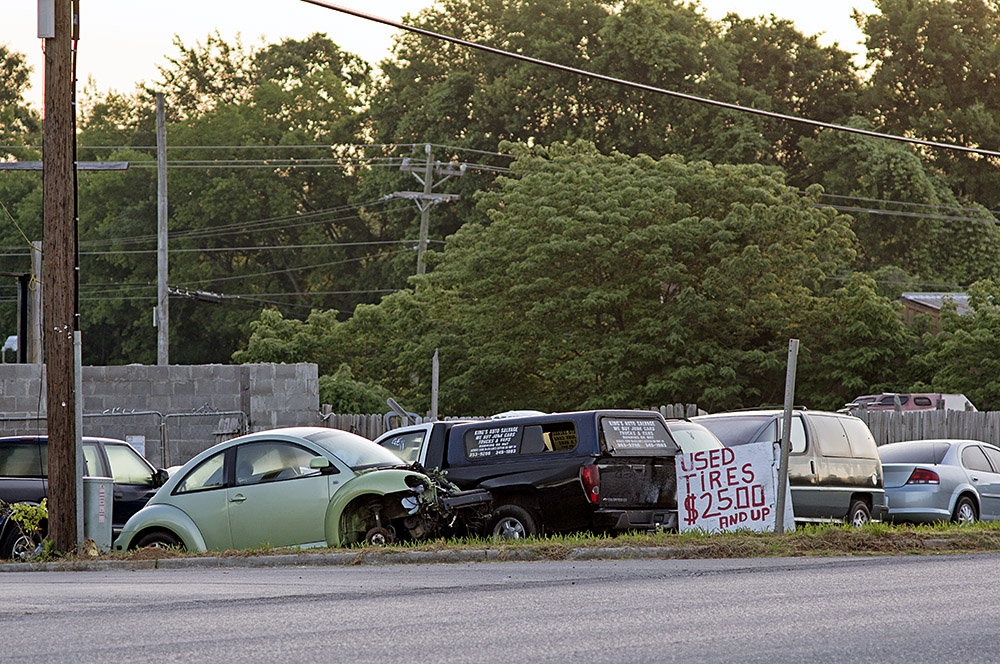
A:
[304,430,405,470]
[878,441,950,465]
[667,423,724,453]
[694,415,770,447]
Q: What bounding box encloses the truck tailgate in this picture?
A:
[597,457,677,509]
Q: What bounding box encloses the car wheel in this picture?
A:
[489,505,539,540]
[133,530,182,550]
[365,526,395,546]
[952,496,978,524]
[1,529,38,561]
[847,499,871,528]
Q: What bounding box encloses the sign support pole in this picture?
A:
[775,338,799,535]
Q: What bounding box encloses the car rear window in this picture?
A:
[878,441,949,465]
[599,417,677,455]
[694,416,770,447]
[913,396,933,407]
[877,395,909,405]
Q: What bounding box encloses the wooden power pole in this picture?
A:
[42,0,78,553]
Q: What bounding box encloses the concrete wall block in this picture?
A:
[83,365,106,381]
[272,363,299,380]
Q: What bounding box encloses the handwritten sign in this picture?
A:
[464,426,520,459]
[676,442,794,533]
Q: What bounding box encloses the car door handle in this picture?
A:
[114,492,123,499]
[810,460,816,475]
[229,493,247,503]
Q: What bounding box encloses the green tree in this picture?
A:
[75,33,376,364]
[327,142,859,413]
[858,0,1000,208]
[791,273,918,410]
[910,280,1000,410]
[800,117,1000,285]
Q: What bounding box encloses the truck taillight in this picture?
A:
[580,464,600,504]
[906,468,939,485]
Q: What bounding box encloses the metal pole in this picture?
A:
[416,144,432,276]
[774,338,799,535]
[74,330,84,549]
[430,348,439,420]
[156,93,169,365]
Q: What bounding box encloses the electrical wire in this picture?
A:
[300,0,1000,160]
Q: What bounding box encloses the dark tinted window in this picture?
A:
[463,422,578,460]
[694,416,770,447]
[811,415,851,457]
[0,442,45,478]
[878,441,949,465]
[913,396,933,407]
[877,395,909,405]
[962,445,993,473]
[600,418,675,454]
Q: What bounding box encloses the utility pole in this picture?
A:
[390,144,465,276]
[41,0,78,553]
[156,93,169,365]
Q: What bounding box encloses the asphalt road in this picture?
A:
[2,553,997,663]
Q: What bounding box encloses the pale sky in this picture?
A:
[3,0,876,112]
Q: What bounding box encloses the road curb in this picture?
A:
[0,545,701,572]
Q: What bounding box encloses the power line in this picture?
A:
[302,0,1000,160]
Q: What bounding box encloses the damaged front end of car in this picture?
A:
[328,468,492,547]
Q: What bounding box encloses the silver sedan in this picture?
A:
[879,439,1000,524]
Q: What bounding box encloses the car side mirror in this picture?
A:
[153,468,169,487]
[309,456,338,475]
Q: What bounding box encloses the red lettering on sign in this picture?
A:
[741,463,755,484]
[709,470,722,490]
[717,487,732,511]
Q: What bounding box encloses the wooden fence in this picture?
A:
[855,409,1000,446]
[320,403,705,440]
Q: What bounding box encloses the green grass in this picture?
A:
[72,520,1000,565]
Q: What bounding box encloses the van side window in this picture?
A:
[839,418,879,459]
[962,445,993,473]
[811,415,851,457]
[913,396,932,407]
[752,417,806,454]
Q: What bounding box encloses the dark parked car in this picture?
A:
[691,409,887,526]
[375,410,682,539]
[0,435,167,558]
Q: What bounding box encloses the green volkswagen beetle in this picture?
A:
[113,426,462,552]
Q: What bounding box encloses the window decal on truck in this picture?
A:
[601,418,676,453]
[465,426,522,459]
[464,422,579,460]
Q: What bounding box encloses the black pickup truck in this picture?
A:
[374,410,681,538]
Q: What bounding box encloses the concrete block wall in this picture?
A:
[0,363,320,467]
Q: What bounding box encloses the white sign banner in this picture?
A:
[676,442,794,533]
[125,435,146,457]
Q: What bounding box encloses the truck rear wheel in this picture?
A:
[489,505,539,540]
